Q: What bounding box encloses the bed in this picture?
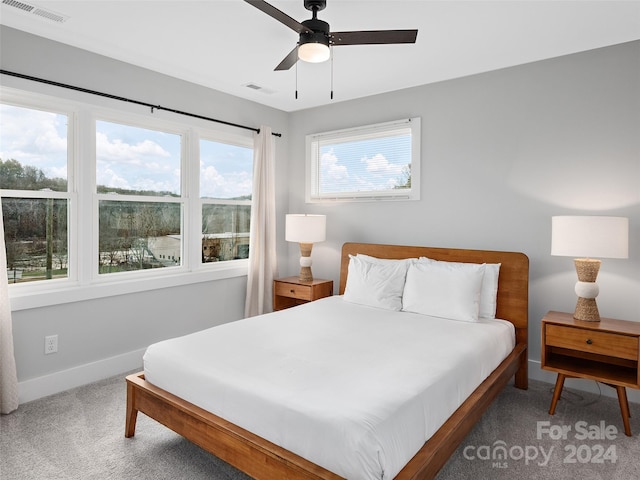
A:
[125,242,529,479]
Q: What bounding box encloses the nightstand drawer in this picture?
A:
[546,324,638,361]
[274,282,312,301]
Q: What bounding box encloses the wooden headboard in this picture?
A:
[339,242,529,351]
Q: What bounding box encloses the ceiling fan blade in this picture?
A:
[275,47,299,71]
[331,30,418,45]
[244,0,312,34]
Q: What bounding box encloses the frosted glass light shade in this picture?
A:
[286,214,326,243]
[298,42,330,63]
[551,216,629,259]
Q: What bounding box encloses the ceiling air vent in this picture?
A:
[243,83,275,95]
[32,6,67,23]
[2,0,34,12]
[2,0,69,23]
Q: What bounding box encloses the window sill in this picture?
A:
[306,193,417,203]
[8,262,248,311]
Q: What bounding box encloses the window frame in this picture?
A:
[1,87,253,311]
[0,94,77,287]
[306,117,420,203]
[92,113,188,280]
[198,133,254,265]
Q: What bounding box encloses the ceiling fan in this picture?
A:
[245,0,418,71]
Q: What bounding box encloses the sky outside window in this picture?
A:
[96,120,181,195]
[200,139,253,199]
[0,103,68,187]
[319,132,411,194]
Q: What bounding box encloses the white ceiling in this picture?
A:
[1,0,639,112]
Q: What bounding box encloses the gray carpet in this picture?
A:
[1,373,638,479]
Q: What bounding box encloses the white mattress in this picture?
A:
[144,295,515,480]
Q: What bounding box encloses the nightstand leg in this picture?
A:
[615,386,632,437]
[549,373,566,415]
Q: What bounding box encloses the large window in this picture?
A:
[96,120,183,274]
[0,103,71,283]
[306,117,420,202]
[1,89,254,306]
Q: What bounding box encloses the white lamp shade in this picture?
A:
[551,216,629,259]
[286,214,326,243]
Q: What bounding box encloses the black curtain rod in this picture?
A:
[0,69,282,137]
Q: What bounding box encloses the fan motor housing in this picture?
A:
[301,18,329,35]
[300,18,330,48]
[300,31,329,49]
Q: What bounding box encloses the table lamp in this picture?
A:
[286,214,326,282]
[551,216,629,321]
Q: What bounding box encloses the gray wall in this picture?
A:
[286,40,640,396]
[1,26,290,401]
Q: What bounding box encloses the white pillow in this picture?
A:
[418,257,501,319]
[356,254,417,265]
[343,254,410,311]
[402,261,485,322]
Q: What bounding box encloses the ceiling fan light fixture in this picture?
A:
[298,33,330,63]
[244,0,418,71]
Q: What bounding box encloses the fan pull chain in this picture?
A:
[330,46,334,100]
[295,60,298,99]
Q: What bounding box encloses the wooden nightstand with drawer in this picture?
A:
[273,277,333,311]
[541,310,640,436]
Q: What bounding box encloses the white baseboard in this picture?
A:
[528,359,640,404]
[18,348,145,404]
[18,355,639,406]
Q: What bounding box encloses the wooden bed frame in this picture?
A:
[125,242,529,479]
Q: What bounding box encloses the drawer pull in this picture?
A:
[290,289,295,293]
[586,339,593,345]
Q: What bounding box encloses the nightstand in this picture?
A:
[541,311,640,436]
[273,277,333,311]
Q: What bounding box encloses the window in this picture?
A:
[1,88,254,307]
[0,103,71,284]
[96,120,183,274]
[306,117,420,202]
[199,138,253,263]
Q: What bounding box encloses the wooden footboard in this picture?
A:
[396,342,526,479]
[125,371,342,480]
[126,343,525,480]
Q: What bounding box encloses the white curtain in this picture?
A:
[244,126,278,317]
[1,198,19,414]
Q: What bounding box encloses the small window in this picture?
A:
[306,118,420,202]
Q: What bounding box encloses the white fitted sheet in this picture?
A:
[144,295,515,480]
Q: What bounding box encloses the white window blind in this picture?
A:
[306,118,420,202]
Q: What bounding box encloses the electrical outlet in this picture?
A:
[45,335,58,354]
